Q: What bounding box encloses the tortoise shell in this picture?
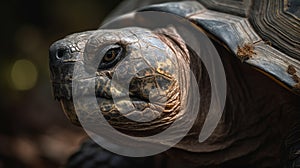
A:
[136,0,300,94]
[49,0,300,167]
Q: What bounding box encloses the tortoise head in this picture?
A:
[49,27,192,135]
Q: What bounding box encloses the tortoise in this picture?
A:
[49,0,300,167]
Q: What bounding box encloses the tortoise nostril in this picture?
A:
[49,43,71,65]
[56,48,67,59]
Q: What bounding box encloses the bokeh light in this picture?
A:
[0,0,122,167]
[11,59,38,90]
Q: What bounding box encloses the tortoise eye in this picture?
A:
[103,48,119,62]
[98,44,123,69]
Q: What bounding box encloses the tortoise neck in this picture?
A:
[172,40,300,166]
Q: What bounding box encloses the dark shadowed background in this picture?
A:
[0,0,122,167]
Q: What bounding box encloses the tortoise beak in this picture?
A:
[49,41,76,100]
[49,32,93,87]
[49,41,82,125]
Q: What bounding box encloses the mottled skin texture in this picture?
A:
[49,0,300,165]
[171,41,300,167]
[50,28,190,136]
[50,26,300,167]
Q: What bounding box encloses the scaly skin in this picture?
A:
[50,27,190,136]
[49,27,300,167]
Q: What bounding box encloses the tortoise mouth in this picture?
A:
[51,78,155,105]
[51,79,173,115]
[51,77,181,135]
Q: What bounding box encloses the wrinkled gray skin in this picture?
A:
[51,9,300,167]
[49,0,300,167]
[50,26,300,167]
[50,27,191,135]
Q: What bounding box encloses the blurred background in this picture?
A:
[0,0,122,167]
